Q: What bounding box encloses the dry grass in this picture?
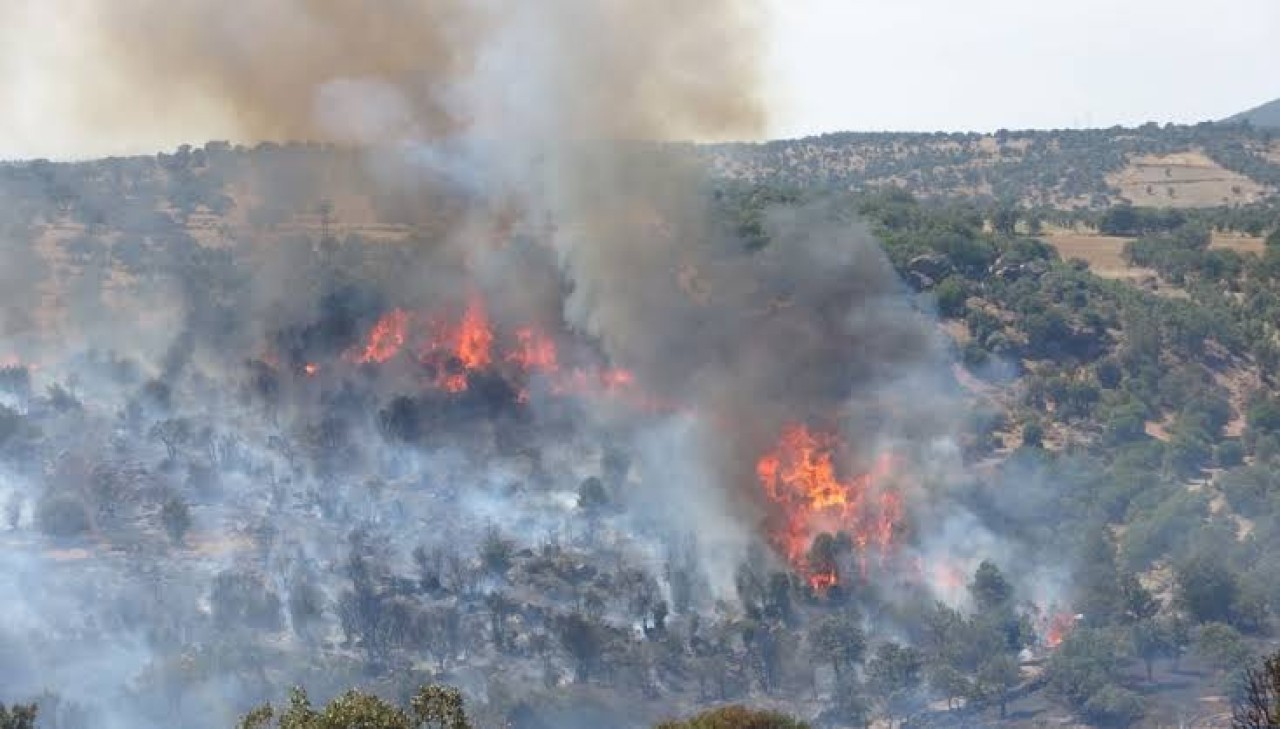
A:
[1209,232,1266,255]
[1107,149,1271,208]
[1041,232,1152,280]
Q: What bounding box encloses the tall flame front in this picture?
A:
[756,423,902,588]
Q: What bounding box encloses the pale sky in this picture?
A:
[767,0,1280,136]
[1,1,1278,158]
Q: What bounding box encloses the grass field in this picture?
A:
[1107,150,1271,208]
[1041,232,1151,280]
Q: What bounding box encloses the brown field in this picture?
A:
[1041,232,1152,280]
[1209,232,1266,255]
[1107,149,1271,208]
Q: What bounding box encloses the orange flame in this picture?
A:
[756,424,901,589]
[350,309,409,364]
[1044,611,1076,649]
[507,327,559,372]
[303,363,320,377]
[454,297,493,371]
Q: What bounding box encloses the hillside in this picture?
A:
[1225,97,1280,128]
[706,123,1280,208]
[1,133,1280,729]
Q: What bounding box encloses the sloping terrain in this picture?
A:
[1107,150,1269,207]
[1225,96,1280,128]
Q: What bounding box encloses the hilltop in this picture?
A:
[1225,97,1280,128]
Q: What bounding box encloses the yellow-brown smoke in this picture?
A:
[7,1,766,149]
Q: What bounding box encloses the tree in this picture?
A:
[975,653,1021,718]
[654,706,809,729]
[1046,628,1128,711]
[479,526,514,577]
[1020,421,1044,449]
[867,643,924,727]
[4,492,21,530]
[238,684,472,729]
[160,494,192,545]
[1131,618,1171,682]
[992,203,1019,236]
[288,577,326,643]
[1195,622,1250,672]
[211,569,283,631]
[35,494,90,538]
[0,703,37,729]
[1119,574,1159,624]
[1233,651,1280,729]
[1175,553,1240,625]
[577,476,609,512]
[969,560,1014,612]
[809,613,866,681]
[554,613,603,684]
[149,417,191,460]
[1082,684,1144,727]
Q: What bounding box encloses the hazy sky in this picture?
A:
[768,0,1280,136]
[0,1,1277,158]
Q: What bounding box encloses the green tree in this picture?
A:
[238,684,472,729]
[974,653,1021,719]
[867,643,924,726]
[1175,553,1240,625]
[1082,684,1144,727]
[809,613,866,680]
[1119,574,1159,624]
[1046,628,1128,711]
[0,703,37,729]
[1195,622,1250,672]
[654,706,809,729]
[969,560,1014,612]
[1131,618,1172,682]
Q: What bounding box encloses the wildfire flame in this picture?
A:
[334,293,647,407]
[1043,611,1077,649]
[756,423,902,589]
[506,327,559,372]
[350,308,409,365]
[453,296,493,371]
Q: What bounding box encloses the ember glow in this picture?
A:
[756,423,902,588]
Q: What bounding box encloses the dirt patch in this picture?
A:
[1107,149,1271,208]
[1209,232,1265,255]
[1042,233,1151,279]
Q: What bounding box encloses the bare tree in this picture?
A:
[1234,653,1280,729]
